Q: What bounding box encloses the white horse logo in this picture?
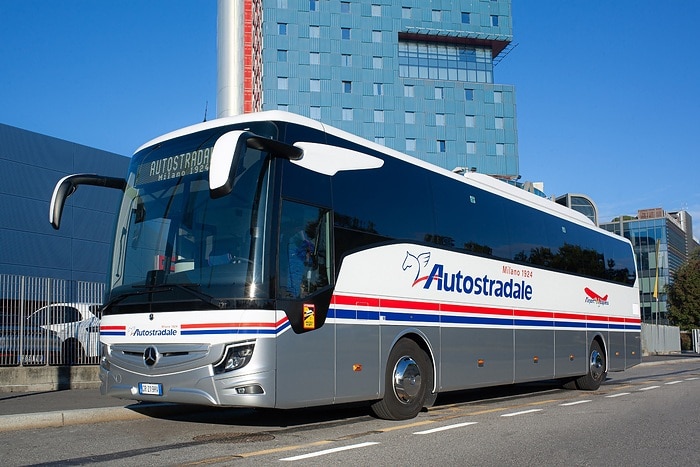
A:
[402,251,431,285]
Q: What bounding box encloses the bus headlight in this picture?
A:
[214,343,255,374]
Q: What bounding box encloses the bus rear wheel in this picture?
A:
[573,340,607,390]
[371,338,432,420]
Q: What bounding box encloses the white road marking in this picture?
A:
[501,408,543,417]
[280,442,379,461]
[606,392,631,398]
[559,400,592,406]
[664,380,683,385]
[639,385,660,391]
[414,422,478,434]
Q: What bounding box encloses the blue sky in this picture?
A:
[1,1,698,238]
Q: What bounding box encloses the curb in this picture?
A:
[0,402,212,433]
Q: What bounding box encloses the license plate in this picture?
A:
[138,383,163,396]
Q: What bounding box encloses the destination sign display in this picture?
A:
[135,147,212,185]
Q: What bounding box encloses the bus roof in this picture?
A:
[135,110,613,238]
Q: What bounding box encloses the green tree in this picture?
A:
[666,248,700,330]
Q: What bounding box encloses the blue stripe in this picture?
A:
[514,319,554,327]
[181,329,278,335]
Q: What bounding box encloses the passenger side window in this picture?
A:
[278,200,332,299]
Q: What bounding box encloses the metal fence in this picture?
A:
[0,274,104,367]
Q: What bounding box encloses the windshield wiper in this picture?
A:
[103,283,228,312]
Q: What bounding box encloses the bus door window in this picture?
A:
[279,200,331,299]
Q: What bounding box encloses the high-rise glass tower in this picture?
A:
[224,0,517,177]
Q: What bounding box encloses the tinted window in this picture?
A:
[332,157,434,245]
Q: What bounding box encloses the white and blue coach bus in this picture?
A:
[50,111,641,420]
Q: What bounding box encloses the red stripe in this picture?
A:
[332,294,640,324]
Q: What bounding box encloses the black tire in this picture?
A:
[574,340,607,390]
[371,338,432,420]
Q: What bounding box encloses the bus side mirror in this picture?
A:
[209,130,303,199]
[50,174,126,230]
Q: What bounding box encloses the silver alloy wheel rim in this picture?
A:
[589,349,604,380]
[393,356,422,404]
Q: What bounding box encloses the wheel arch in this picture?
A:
[386,328,437,395]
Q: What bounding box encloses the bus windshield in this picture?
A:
[105,123,277,314]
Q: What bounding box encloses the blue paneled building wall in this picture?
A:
[0,124,129,283]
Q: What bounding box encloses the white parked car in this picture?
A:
[27,303,101,364]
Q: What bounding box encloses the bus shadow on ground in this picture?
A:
[126,380,568,428]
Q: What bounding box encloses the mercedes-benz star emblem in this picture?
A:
[144,346,159,366]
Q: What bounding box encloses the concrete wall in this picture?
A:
[0,366,100,393]
[641,323,681,355]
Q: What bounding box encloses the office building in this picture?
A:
[222,0,518,178]
[600,208,699,323]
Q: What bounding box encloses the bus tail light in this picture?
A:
[214,343,255,374]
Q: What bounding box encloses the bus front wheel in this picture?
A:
[371,338,432,420]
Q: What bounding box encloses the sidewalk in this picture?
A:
[1,353,698,432]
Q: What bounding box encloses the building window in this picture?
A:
[466,115,475,127]
[374,110,384,123]
[277,77,288,90]
[341,27,351,40]
[496,143,505,156]
[461,12,470,24]
[402,7,411,19]
[342,80,352,93]
[341,54,352,66]
[341,2,350,13]
[432,10,441,22]
[373,83,383,96]
[277,0,287,8]
[309,0,318,11]
[404,85,415,97]
[310,106,321,120]
[467,141,476,154]
[372,30,382,43]
[406,139,416,152]
[371,4,381,16]
[373,56,383,69]
[278,23,288,35]
[278,104,288,111]
[399,41,493,83]
[495,117,504,129]
[310,79,320,92]
[435,87,444,99]
[491,15,499,27]
[437,140,446,153]
[465,89,474,101]
[436,114,445,126]
[405,112,415,124]
[310,52,320,65]
[375,136,385,145]
[342,108,353,121]
[278,50,288,62]
[494,90,503,103]
[310,25,320,38]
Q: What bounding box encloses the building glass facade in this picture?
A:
[254,0,518,177]
[600,209,698,324]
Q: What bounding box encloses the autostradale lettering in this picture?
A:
[131,328,179,337]
[422,263,533,300]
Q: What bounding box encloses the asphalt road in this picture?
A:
[1,357,699,466]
